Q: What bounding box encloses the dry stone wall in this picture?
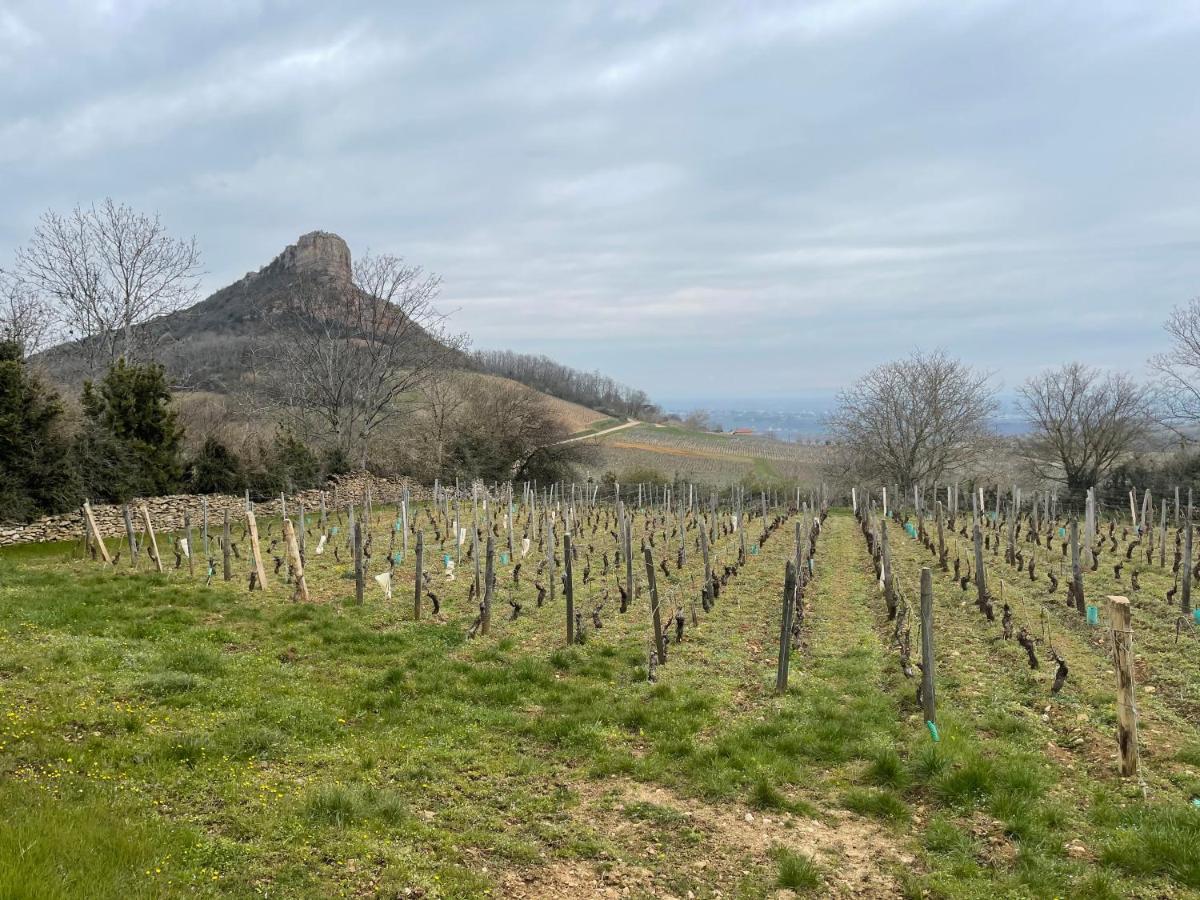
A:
[0,473,425,547]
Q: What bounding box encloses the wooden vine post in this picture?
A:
[122,504,138,566]
[482,535,495,636]
[935,501,947,570]
[1108,596,1139,777]
[1183,511,1193,616]
[222,508,232,581]
[699,519,712,599]
[643,547,666,664]
[245,508,267,590]
[546,511,556,602]
[82,501,111,564]
[919,567,936,726]
[413,530,424,620]
[297,502,306,559]
[139,503,163,573]
[283,518,309,603]
[775,560,797,693]
[352,519,365,605]
[563,533,574,644]
[1070,520,1084,614]
[972,522,987,612]
[184,512,195,576]
[624,510,634,602]
[881,520,895,619]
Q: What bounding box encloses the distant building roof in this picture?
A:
[731,427,754,434]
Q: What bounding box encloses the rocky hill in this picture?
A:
[38,231,458,392]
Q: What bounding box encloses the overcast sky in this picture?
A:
[3,1,1199,403]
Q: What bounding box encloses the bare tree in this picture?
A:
[15,199,201,372]
[262,250,465,467]
[1149,296,1200,439]
[416,372,469,477]
[828,349,995,491]
[0,269,54,357]
[471,348,660,420]
[1017,362,1151,497]
[448,378,594,482]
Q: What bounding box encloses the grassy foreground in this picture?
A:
[1,509,1199,898]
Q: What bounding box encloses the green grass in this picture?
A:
[774,846,822,891]
[2,506,1200,897]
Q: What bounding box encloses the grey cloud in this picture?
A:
[2,0,1198,399]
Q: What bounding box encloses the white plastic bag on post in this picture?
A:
[374,571,392,600]
[179,538,191,559]
[521,537,531,558]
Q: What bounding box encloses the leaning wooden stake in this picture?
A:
[139,503,163,573]
[643,547,666,664]
[919,567,937,726]
[245,508,267,590]
[82,501,112,564]
[283,518,309,603]
[1108,596,1139,777]
[413,530,424,621]
[775,560,797,693]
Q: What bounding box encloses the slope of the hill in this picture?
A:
[33,231,610,433]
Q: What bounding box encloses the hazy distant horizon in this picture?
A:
[661,394,1029,440]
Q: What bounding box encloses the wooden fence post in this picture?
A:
[1108,596,1139,777]
[414,530,424,620]
[776,560,797,693]
[283,519,309,603]
[139,503,163,573]
[564,533,574,644]
[643,547,665,664]
[920,567,936,725]
[245,508,267,590]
